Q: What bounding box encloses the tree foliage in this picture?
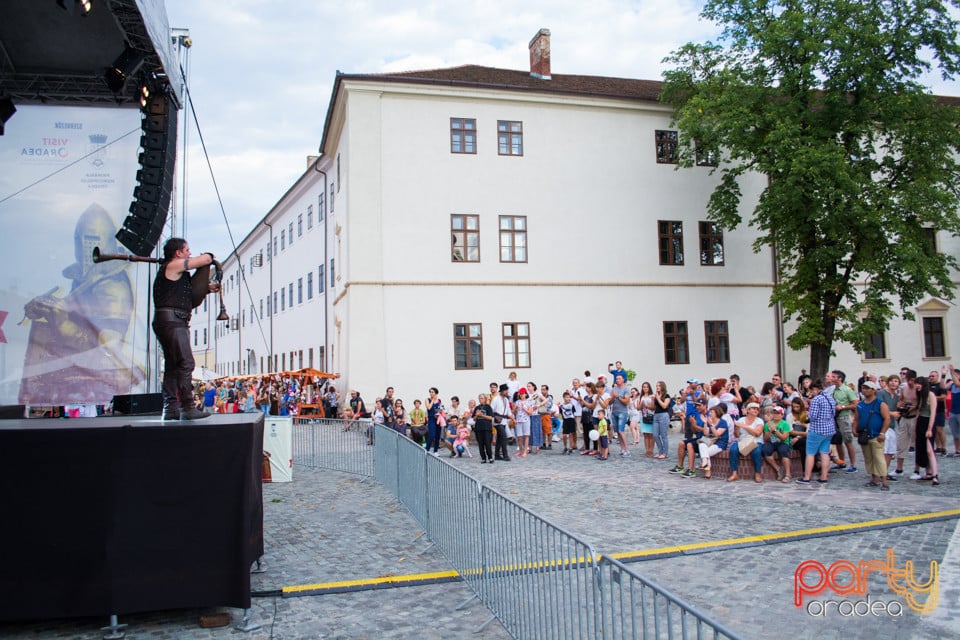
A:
[661,0,960,379]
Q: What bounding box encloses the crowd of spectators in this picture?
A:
[206,360,960,488]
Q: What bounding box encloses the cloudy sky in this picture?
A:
[163,0,960,259]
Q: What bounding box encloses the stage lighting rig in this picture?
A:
[56,0,92,16]
[104,46,145,94]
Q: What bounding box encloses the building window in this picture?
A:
[655,130,678,164]
[318,192,325,221]
[330,258,335,287]
[502,322,530,368]
[498,120,523,156]
[696,144,718,167]
[307,272,314,299]
[280,288,285,311]
[336,153,341,192]
[330,183,334,212]
[308,347,314,368]
[318,346,326,370]
[297,278,303,304]
[499,215,527,263]
[298,214,303,237]
[454,323,483,370]
[260,298,264,319]
[451,214,480,262]
[289,283,294,308]
[318,264,325,293]
[923,317,946,358]
[273,237,278,256]
[203,327,207,344]
[307,205,313,229]
[450,118,477,154]
[922,228,938,254]
[698,221,724,266]
[193,329,197,347]
[704,321,730,363]
[663,321,689,364]
[863,332,886,360]
[273,291,278,314]
[280,231,285,251]
[288,222,294,246]
[658,220,684,265]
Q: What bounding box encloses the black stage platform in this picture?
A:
[0,412,264,622]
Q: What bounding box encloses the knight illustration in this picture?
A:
[18,203,144,404]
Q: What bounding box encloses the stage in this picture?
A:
[0,412,264,622]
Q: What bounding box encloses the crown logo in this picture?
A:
[89,134,108,144]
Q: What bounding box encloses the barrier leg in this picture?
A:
[235,608,261,632]
[100,614,126,639]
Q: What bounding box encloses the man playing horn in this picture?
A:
[153,237,216,420]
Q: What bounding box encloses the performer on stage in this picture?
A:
[153,238,215,420]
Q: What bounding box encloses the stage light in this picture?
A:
[56,0,92,15]
[0,97,15,136]
[104,46,144,94]
[139,83,150,108]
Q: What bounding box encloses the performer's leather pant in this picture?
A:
[153,308,195,414]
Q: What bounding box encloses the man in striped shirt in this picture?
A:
[796,373,838,485]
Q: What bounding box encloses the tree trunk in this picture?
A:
[809,343,831,383]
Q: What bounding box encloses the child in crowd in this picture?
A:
[453,423,473,458]
[596,409,610,460]
[762,406,793,482]
[559,391,578,455]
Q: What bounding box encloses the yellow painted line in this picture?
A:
[282,569,459,594]
[608,509,960,562]
[279,509,960,594]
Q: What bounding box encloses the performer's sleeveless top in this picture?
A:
[153,264,193,313]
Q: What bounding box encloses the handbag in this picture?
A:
[857,431,870,445]
[642,414,654,424]
[736,433,757,456]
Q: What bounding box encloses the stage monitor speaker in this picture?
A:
[0,404,26,419]
[112,393,163,415]
[116,90,178,257]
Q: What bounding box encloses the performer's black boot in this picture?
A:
[161,399,181,421]
[180,407,210,421]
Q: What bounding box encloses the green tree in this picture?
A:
[661,0,960,380]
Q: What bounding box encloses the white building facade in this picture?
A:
[197,30,957,402]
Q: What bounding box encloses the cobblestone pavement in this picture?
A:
[2,430,957,640]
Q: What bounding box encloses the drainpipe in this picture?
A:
[264,220,274,372]
[768,175,785,377]
[313,160,328,372]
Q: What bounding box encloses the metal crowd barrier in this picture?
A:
[595,555,740,640]
[475,485,601,639]
[295,422,739,640]
[291,417,374,477]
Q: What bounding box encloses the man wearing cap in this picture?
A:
[684,378,704,419]
[671,396,707,477]
[490,383,513,462]
[797,375,838,485]
[854,380,891,491]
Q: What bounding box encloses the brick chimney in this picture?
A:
[529,28,551,80]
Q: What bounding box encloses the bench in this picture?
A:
[705,448,805,481]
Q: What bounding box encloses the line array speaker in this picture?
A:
[116,91,178,257]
